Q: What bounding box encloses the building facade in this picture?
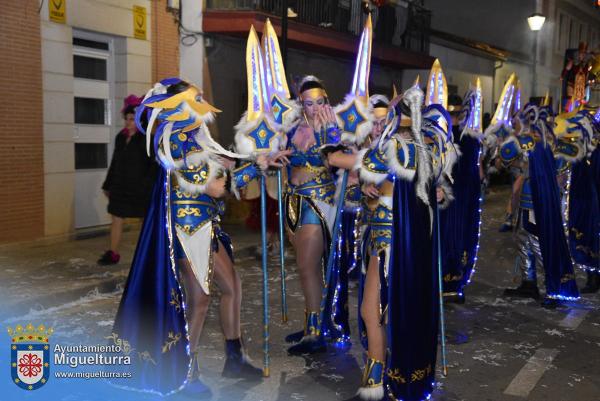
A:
[2,0,597,243]
[0,0,180,243]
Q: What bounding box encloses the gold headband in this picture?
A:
[301,88,327,101]
[447,105,462,113]
[373,107,387,119]
[399,114,413,127]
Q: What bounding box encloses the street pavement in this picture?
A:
[0,185,599,401]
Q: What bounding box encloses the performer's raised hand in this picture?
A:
[436,186,446,203]
[268,149,292,168]
[322,104,337,127]
[361,183,379,199]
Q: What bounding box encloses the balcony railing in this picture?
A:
[205,0,431,54]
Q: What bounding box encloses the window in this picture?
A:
[73,55,107,80]
[73,37,109,50]
[74,97,106,124]
[74,143,108,169]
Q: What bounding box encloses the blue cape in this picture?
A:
[110,169,190,395]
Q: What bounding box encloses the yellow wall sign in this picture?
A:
[133,6,147,40]
[48,0,66,24]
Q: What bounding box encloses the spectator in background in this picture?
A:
[98,95,157,265]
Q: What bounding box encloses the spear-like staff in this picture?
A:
[319,14,374,331]
[234,25,284,377]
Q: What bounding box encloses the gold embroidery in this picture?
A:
[570,227,584,240]
[410,364,432,382]
[176,207,202,218]
[105,333,133,355]
[162,332,181,353]
[386,368,407,384]
[169,288,182,312]
[138,351,157,365]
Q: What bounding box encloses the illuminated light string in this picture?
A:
[163,173,193,387]
[466,147,484,285]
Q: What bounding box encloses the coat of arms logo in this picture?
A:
[7,323,53,390]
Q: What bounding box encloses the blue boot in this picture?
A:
[356,357,384,400]
[287,311,327,355]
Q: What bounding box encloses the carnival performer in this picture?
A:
[109,78,289,397]
[284,15,376,354]
[554,108,599,293]
[440,79,484,303]
[494,95,579,307]
[586,108,600,292]
[356,94,390,352]
[326,78,449,399]
[281,74,342,355]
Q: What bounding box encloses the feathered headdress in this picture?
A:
[135,77,242,169]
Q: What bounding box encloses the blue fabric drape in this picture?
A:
[386,178,438,400]
[109,169,190,395]
[529,143,579,298]
[441,132,482,295]
[567,159,600,269]
[322,209,358,342]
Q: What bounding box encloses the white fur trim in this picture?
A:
[234,112,283,158]
[353,148,369,171]
[146,107,162,156]
[334,94,374,146]
[195,124,246,159]
[385,137,416,182]
[460,127,484,141]
[499,136,522,162]
[437,174,454,209]
[369,94,390,107]
[280,99,302,133]
[356,385,384,401]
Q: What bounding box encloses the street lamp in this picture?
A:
[527,13,546,31]
[528,12,545,100]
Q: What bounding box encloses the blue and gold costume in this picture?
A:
[554,110,599,280]
[355,85,439,401]
[497,103,579,302]
[110,78,261,395]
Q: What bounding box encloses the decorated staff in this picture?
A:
[422,59,459,376]
[319,14,374,336]
[262,18,302,323]
[234,26,286,377]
